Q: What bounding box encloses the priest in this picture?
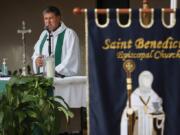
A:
[121,70,164,135]
[32,6,80,76]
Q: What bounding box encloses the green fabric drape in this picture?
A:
[38,29,66,73]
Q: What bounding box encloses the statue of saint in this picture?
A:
[121,70,164,135]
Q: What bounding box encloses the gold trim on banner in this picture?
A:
[84,9,90,135]
[95,8,110,28]
[162,8,176,28]
[73,8,175,15]
[116,9,132,28]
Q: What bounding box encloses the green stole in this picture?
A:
[37,29,66,73]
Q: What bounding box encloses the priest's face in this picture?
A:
[43,12,61,31]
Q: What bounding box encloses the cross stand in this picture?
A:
[17,21,31,76]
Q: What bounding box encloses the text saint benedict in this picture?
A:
[135,37,180,49]
[102,38,133,50]
[102,37,180,51]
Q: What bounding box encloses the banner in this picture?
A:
[88,9,180,135]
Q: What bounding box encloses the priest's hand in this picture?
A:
[35,56,44,67]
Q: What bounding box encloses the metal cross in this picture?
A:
[17,20,32,76]
[17,20,32,40]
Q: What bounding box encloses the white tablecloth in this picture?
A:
[54,76,87,108]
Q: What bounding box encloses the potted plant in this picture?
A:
[0,76,73,135]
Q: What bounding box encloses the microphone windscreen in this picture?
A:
[44,25,49,30]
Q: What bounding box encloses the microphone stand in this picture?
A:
[46,29,53,56]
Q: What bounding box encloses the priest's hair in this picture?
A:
[43,6,61,17]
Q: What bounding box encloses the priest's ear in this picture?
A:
[57,15,61,21]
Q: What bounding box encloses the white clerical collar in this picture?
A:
[44,22,67,37]
[52,22,67,37]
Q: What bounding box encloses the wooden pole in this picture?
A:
[73,7,174,15]
[171,0,177,9]
[142,0,150,25]
[170,0,177,25]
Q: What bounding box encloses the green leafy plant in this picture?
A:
[0,76,73,135]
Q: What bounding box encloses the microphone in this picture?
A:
[44,25,52,56]
[44,25,51,33]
